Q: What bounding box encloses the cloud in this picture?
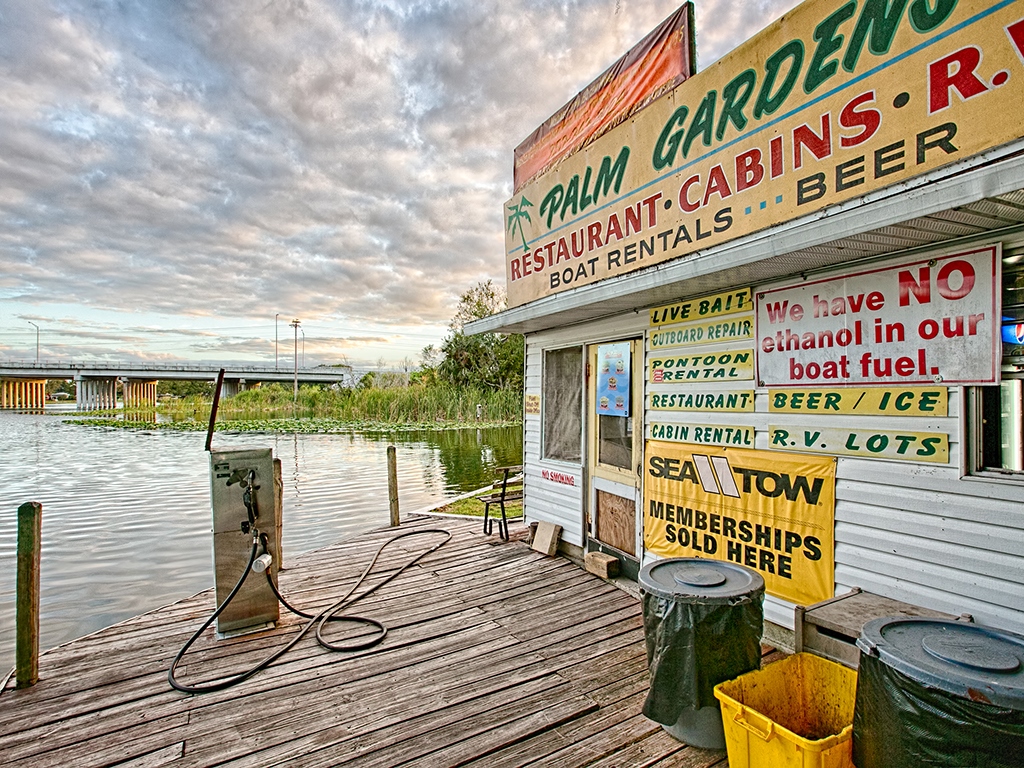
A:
[0,0,800,360]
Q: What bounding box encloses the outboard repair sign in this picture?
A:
[644,441,836,605]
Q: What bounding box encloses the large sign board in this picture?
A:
[756,245,999,386]
[644,442,836,605]
[514,3,695,193]
[505,0,1024,308]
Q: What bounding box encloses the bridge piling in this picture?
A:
[76,376,118,410]
[123,379,157,409]
[0,379,47,409]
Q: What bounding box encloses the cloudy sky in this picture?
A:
[0,0,800,369]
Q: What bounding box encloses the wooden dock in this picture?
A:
[0,516,761,767]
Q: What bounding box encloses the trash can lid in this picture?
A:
[857,617,1024,708]
[638,558,764,601]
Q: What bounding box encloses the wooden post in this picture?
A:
[16,501,41,688]
[273,458,284,570]
[387,445,400,527]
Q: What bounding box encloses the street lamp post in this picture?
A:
[28,321,39,363]
[289,319,300,401]
[275,313,280,370]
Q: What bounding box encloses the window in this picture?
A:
[598,413,632,470]
[969,247,1024,475]
[543,346,582,462]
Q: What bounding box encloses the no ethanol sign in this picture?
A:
[756,246,1000,387]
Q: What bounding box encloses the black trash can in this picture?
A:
[854,617,1024,768]
[638,558,765,749]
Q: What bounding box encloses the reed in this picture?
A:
[158,382,522,425]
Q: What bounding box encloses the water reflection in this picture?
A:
[0,411,521,671]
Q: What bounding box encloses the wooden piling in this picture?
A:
[273,458,284,569]
[16,501,41,688]
[387,445,400,527]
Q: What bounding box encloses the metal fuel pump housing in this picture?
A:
[209,447,281,637]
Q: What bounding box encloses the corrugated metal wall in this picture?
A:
[523,233,1024,635]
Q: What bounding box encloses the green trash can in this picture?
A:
[638,558,765,749]
[854,617,1024,768]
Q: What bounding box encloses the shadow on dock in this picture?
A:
[0,516,743,767]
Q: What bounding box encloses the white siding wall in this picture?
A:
[766,236,1024,634]
[525,235,1024,636]
[524,314,646,547]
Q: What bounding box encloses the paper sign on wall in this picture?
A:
[596,342,631,416]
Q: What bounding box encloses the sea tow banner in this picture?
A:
[504,0,1024,308]
[644,441,836,605]
[768,386,948,416]
[757,245,999,386]
[768,425,949,462]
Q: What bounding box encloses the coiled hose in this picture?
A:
[168,527,451,694]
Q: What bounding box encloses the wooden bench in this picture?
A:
[794,588,970,668]
[480,465,523,541]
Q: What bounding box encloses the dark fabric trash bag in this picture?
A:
[853,652,1024,768]
[854,617,1024,768]
[640,587,763,726]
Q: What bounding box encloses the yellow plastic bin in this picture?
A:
[714,653,857,768]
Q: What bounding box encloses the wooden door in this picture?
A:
[587,339,643,560]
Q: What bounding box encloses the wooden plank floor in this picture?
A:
[0,516,760,767]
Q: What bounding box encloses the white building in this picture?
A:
[470,0,1024,643]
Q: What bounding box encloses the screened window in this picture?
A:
[970,249,1024,475]
[543,346,582,462]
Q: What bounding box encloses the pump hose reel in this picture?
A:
[167,527,452,694]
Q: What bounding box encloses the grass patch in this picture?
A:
[432,490,523,519]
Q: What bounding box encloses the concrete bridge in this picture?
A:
[0,361,351,410]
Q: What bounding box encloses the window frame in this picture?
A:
[541,345,584,464]
[965,247,1024,479]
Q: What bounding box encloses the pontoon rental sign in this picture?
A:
[504,0,1024,307]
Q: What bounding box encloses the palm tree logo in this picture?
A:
[506,195,533,252]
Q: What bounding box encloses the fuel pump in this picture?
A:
[169,386,452,694]
[209,447,280,637]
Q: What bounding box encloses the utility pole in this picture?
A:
[289,319,300,401]
[275,313,280,370]
[27,322,39,363]
[300,328,305,368]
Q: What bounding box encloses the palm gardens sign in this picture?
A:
[504,0,1024,307]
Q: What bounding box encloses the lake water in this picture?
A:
[0,409,522,671]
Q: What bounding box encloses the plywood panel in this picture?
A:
[596,490,635,556]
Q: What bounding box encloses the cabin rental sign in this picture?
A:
[504,0,1024,308]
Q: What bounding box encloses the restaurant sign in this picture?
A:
[505,0,1024,308]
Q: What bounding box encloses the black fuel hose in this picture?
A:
[167,527,451,694]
